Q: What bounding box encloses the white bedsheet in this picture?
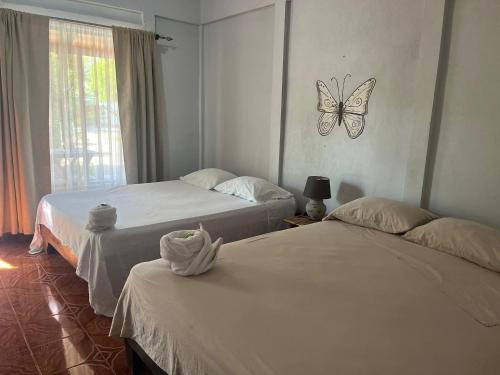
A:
[111,221,500,375]
[31,180,295,316]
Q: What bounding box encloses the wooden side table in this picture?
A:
[283,215,320,228]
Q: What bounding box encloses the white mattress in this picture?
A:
[31,180,295,316]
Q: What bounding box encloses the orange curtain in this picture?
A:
[0,9,51,235]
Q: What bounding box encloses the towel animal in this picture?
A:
[86,203,117,232]
[160,224,222,276]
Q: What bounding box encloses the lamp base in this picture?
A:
[306,199,326,221]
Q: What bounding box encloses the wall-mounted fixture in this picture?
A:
[155,34,173,42]
[316,75,376,139]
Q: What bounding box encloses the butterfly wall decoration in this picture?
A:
[316,74,376,139]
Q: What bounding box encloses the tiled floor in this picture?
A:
[0,235,131,374]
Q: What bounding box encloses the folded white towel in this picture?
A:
[160,224,222,276]
[86,203,117,232]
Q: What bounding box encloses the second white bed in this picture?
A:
[30,180,295,316]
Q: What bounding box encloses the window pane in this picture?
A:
[49,19,126,192]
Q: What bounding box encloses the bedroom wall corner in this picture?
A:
[402,0,445,206]
[422,0,500,229]
[156,16,201,179]
[202,5,276,179]
[267,0,289,185]
[200,0,274,24]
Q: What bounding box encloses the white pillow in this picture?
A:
[214,176,293,202]
[403,218,500,272]
[323,197,438,234]
[180,168,237,190]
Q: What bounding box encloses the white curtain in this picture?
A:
[49,19,126,192]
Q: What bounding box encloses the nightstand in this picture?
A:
[283,215,320,228]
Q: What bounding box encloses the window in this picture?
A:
[49,19,126,192]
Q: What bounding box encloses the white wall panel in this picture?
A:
[425,0,500,228]
[281,0,442,211]
[156,17,200,179]
[200,0,273,24]
[203,6,275,178]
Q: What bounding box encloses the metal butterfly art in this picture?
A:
[316,74,376,138]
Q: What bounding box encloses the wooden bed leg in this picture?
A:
[39,224,79,268]
[40,224,49,253]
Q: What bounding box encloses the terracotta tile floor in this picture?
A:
[0,235,131,374]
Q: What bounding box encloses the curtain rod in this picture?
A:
[155,34,173,42]
[50,16,173,42]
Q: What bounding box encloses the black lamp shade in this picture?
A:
[303,176,331,200]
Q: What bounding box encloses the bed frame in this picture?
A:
[40,224,78,268]
[125,338,168,375]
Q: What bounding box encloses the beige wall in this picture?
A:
[281,0,442,211]
[424,0,500,228]
[200,0,273,24]
[203,5,275,179]
[200,0,500,229]
[157,17,200,179]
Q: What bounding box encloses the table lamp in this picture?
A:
[303,176,331,220]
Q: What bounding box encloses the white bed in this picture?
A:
[111,220,500,375]
[30,180,295,316]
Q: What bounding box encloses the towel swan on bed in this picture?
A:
[160,224,222,276]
